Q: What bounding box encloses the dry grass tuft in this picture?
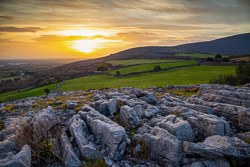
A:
[15,118,62,166]
[135,139,150,159]
[82,158,107,167]
[170,112,181,117]
[0,119,4,131]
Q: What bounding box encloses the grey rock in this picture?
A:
[142,126,182,162]
[79,110,126,160]
[129,88,147,97]
[188,162,204,167]
[144,105,159,118]
[81,104,95,112]
[54,101,63,105]
[0,145,31,167]
[133,144,142,155]
[0,137,16,155]
[202,158,230,167]
[139,93,158,104]
[187,112,229,138]
[119,105,140,129]
[100,98,118,117]
[32,107,60,140]
[136,124,152,135]
[81,143,101,160]
[69,115,100,160]
[59,128,81,167]
[154,116,194,142]
[183,135,250,159]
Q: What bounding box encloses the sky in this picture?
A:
[0,0,249,59]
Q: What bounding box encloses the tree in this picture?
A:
[44,88,50,97]
[215,54,222,58]
[116,71,121,76]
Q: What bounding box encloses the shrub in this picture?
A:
[154,65,161,71]
[44,88,50,96]
[135,139,150,159]
[97,66,106,71]
[15,119,62,166]
[0,119,4,131]
[222,57,230,62]
[209,74,238,86]
[82,158,107,167]
[116,71,121,76]
[206,57,214,61]
[209,63,250,86]
[215,54,222,58]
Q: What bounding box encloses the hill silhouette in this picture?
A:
[173,33,250,55]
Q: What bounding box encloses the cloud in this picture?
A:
[0,27,43,32]
[0,16,15,20]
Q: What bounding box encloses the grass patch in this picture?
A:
[170,112,181,117]
[82,158,107,167]
[15,118,62,166]
[0,119,4,131]
[135,139,150,159]
[230,56,250,62]
[177,53,228,58]
[105,59,187,66]
[164,87,199,97]
[57,66,235,92]
[108,61,196,74]
[0,82,60,102]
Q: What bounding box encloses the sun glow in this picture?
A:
[68,38,125,53]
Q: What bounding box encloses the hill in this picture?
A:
[173,33,250,55]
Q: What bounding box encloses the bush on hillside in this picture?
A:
[44,88,50,96]
[97,66,106,71]
[206,57,214,62]
[222,57,230,62]
[116,71,121,76]
[215,54,222,58]
[209,63,250,85]
[154,65,161,71]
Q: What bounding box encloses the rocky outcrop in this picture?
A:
[0,145,31,167]
[183,135,250,159]
[119,105,140,129]
[79,109,126,160]
[60,128,81,167]
[142,126,183,163]
[187,112,230,138]
[151,115,194,142]
[0,84,250,167]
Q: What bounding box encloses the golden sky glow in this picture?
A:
[0,0,249,59]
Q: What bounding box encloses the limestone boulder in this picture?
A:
[183,135,250,159]
[119,105,140,129]
[60,128,81,167]
[79,110,126,160]
[0,145,31,167]
[142,126,183,162]
[152,115,194,142]
[187,112,229,138]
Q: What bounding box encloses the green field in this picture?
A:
[0,82,60,102]
[105,59,186,66]
[0,76,28,82]
[108,61,197,74]
[176,53,229,58]
[56,66,235,92]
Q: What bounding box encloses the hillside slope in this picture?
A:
[173,33,250,55]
